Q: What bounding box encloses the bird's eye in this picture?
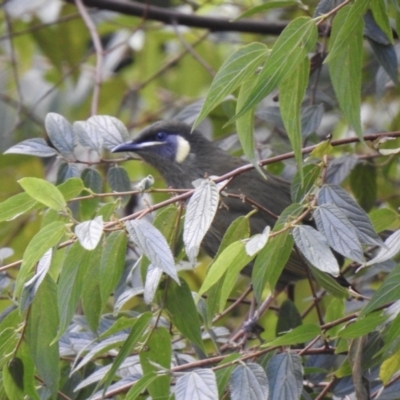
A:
[155,132,166,141]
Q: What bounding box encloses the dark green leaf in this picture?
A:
[291,164,321,203]
[80,168,103,220]
[309,265,349,298]
[139,327,171,399]
[56,242,90,340]
[99,231,127,310]
[107,166,131,205]
[102,312,152,394]
[165,279,204,351]
[81,245,103,332]
[360,263,400,316]
[349,162,377,212]
[276,299,302,336]
[25,276,59,397]
[56,162,80,184]
[125,372,158,400]
[215,354,241,398]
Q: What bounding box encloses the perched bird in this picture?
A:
[112,120,315,286]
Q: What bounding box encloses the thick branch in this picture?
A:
[67,0,288,35]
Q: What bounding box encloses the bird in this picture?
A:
[112,120,325,287]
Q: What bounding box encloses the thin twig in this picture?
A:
[74,0,103,115]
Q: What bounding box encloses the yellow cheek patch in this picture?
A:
[175,136,191,163]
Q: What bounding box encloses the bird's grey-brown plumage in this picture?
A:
[113,120,307,285]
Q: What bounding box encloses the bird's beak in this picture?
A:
[112,141,163,153]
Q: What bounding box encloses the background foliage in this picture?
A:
[1,0,400,399]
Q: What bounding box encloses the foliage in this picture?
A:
[1,0,400,399]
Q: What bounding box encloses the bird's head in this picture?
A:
[111,120,224,188]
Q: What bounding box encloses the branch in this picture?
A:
[67,0,289,35]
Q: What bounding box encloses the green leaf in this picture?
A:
[81,245,103,332]
[338,312,388,339]
[199,241,252,297]
[325,297,346,337]
[18,177,66,211]
[0,192,37,223]
[279,57,309,181]
[206,216,250,321]
[125,372,158,400]
[219,242,255,312]
[15,343,40,400]
[235,1,300,20]
[264,324,321,347]
[381,312,400,359]
[194,42,267,128]
[369,1,393,43]
[360,264,400,316]
[309,266,349,298]
[291,164,321,203]
[165,279,204,351]
[369,208,400,233]
[16,221,66,299]
[80,168,103,220]
[380,347,400,385]
[56,242,90,341]
[236,76,266,176]
[349,163,377,212]
[99,231,127,310]
[215,354,241,398]
[252,230,293,300]
[327,3,367,139]
[101,313,152,395]
[3,360,24,400]
[139,327,171,400]
[25,276,59,397]
[235,17,318,119]
[57,177,85,201]
[107,166,131,205]
[327,0,370,62]
[276,299,302,336]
